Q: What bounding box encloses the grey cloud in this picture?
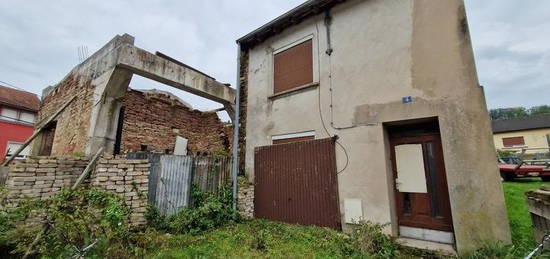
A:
[0,0,547,121]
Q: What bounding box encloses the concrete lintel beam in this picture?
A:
[116,44,236,106]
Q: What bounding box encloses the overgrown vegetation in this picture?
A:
[0,179,548,258]
[145,185,240,234]
[501,179,544,257]
[147,219,409,258]
[0,187,161,258]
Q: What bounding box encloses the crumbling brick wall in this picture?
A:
[4,156,150,225]
[36,74,94,156]
[120,89,231,155]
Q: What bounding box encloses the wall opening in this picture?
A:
[38,121,57,156]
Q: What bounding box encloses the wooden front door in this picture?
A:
[390,134,453,232]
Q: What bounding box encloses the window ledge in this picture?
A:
[0,118,34,126]
[268,82,319,100]
[502,146,527,149]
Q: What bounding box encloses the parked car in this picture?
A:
[498,148,550,181]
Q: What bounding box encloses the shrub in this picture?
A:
[350,221,400,258]
[147,185,241,235]
[168,186,240,235]
[0,188,154,258]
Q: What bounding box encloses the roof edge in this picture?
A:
[237,0,345,49]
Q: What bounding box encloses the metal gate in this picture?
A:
[254,138,341,229]
[127,153,231,215]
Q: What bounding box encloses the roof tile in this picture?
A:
[0,85,40,111]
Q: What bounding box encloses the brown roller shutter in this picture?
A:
[273,39,313,94]
[502,136,525,147]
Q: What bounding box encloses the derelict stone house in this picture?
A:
[34,84,230,157]
[237,0,510,254]
[30,34,235,158]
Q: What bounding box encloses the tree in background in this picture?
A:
[490,105,550,120]
[529,105,550,117]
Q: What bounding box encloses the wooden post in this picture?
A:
[2,96,76,167]
[71,148,104,190]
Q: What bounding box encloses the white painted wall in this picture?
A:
[244,0,510,253]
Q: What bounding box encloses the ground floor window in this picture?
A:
[272,130,315,145]
[5,142,30,160]
[502,136,525,147]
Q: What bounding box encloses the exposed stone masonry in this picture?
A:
[91,156,150,225]
[5,155,150,225]
[238,181,254,218]
[36,74,94,156]
[5,157,89,200]
[238,51,249,174]
[120,89,232,155]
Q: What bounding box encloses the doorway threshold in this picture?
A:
[399,226,454,244]
[398,237,456,256]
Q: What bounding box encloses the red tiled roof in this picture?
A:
[0,85,40,111]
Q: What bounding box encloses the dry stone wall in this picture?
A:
[91,156,150,225]
[5,157,89,200]
[4,155,150,225]
[238,181,254,218]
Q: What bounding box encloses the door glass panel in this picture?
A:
[403,193,412,216]
[425,142,441,218]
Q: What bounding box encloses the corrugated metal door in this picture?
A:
[254,138,341,229]
[156,155,194,215]
[128,153,193,215]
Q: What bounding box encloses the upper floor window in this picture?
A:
[0,107,36,124]
[502,136,525,147]
[1,107,18,122]
[273,39,313,94]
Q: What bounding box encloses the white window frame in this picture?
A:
[5,141,29,160]
[19,111,36,124]
[1,107,19,122]
[271,130,316,142]
[0,106,36,124]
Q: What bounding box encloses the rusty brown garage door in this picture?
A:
[254,137,341,230]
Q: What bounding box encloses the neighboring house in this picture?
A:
[492,114,550,153]
[0,85,40,162]
[237,0,509,254]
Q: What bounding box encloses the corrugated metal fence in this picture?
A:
[254,138,341,230]
[127,153,231,215]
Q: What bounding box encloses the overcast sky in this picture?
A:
[0,0,548,121]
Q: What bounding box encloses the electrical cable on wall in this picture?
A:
[315,13,349,175]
